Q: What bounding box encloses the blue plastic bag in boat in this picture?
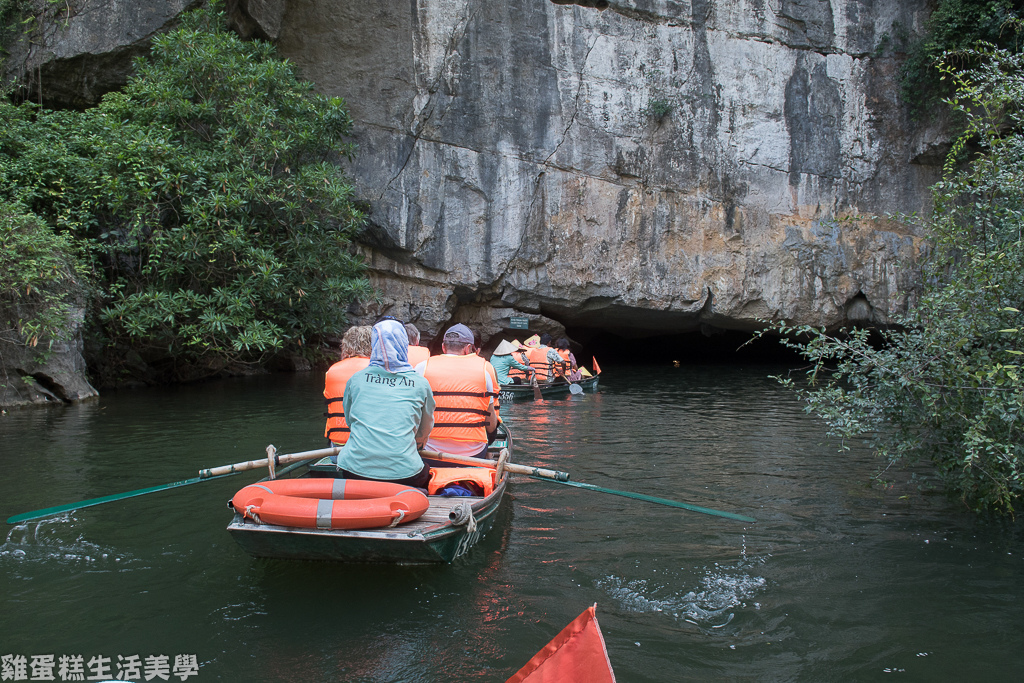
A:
[437,484,476,497]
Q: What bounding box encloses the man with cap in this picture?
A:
[336,319,436,488]
[415,323,500,459]
[490,339,536,385]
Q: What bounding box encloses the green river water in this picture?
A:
[2,365,1022,681]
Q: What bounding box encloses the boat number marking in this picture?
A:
[499,391,515,402]
[453,530,481,559]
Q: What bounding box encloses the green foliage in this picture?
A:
[773,47,1024,515]
[643,98,672,121]
[0,201,91,354]
[0,2,372,380]
[902,0,1023,119]
[0,0,29,53]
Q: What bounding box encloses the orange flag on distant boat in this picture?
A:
[507,604,616,683]
[592,357,602,375]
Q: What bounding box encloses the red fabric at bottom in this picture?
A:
[507,604,616,683]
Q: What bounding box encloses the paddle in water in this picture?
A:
[422,449,755,523]
[531,374,543,401]
[5,445,340,525]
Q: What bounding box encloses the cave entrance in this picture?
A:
[563,326,805,366]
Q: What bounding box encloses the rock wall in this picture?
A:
[3,0,944,383]
[0,307,98,408]
[2,0,201,108]
[270,0,941,342]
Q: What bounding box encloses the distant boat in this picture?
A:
[507,604,616,683]
[500,356,602,402]
[499,372,600,402]
[226,426,513,564]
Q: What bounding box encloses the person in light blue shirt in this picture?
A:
[489,339,536,384]
[336,319,435,488]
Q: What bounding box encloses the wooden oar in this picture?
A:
[530,374,543,401]
[420,449,570,481]
[420,450,755,523]
[533,478,756,523]
[197,445,339,478]
[6,445,339,525]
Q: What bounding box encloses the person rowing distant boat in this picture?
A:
[490,339,536,385]
[553,337,582,382]
[523,333,563,382]
[335,319,436,489]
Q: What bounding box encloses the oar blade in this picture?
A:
[529,476,756,523]
[6,446,338,525]
[5,475,232,525]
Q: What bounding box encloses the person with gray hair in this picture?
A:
[404,322,430,366]
[340,326,372,359]
[323,325,373,446]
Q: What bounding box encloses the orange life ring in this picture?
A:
[231,478,429,530]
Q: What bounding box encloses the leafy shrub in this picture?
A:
[0,2,372,381]
[774,46,1024,515]
[643,98,672,121]
[902,0,1023,119]
[0,201,90,354]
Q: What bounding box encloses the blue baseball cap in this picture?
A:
[443,323,475,344]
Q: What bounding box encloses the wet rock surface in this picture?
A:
[0,311,98,408]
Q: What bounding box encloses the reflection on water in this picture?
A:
[1,366,1023,681]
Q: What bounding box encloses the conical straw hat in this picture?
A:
[492,339,518,356]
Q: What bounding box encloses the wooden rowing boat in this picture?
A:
[226,426,513,563]
[499,372,600,402]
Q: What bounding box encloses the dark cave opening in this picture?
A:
[564,327,807,367]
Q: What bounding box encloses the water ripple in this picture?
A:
[596,559,767,631]
[2,516,134,571]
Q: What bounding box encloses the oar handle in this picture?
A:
[199,446,340,479]
[420,449,570,482]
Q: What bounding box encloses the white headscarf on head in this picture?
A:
[369,320,412,373]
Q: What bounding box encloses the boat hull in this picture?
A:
[226,430,512,564]
[499,374,599,402]
[226,482,505,564]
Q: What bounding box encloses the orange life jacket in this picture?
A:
[527,346,554,381]
[323,356,370,444]
[507,350,531,381]
[408,345,430,367]
[421,354,498,443]
[554,348,574,377]
[427,467,496,497]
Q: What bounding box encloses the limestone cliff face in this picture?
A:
[269,0,940,341]
[5,0,941,361]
